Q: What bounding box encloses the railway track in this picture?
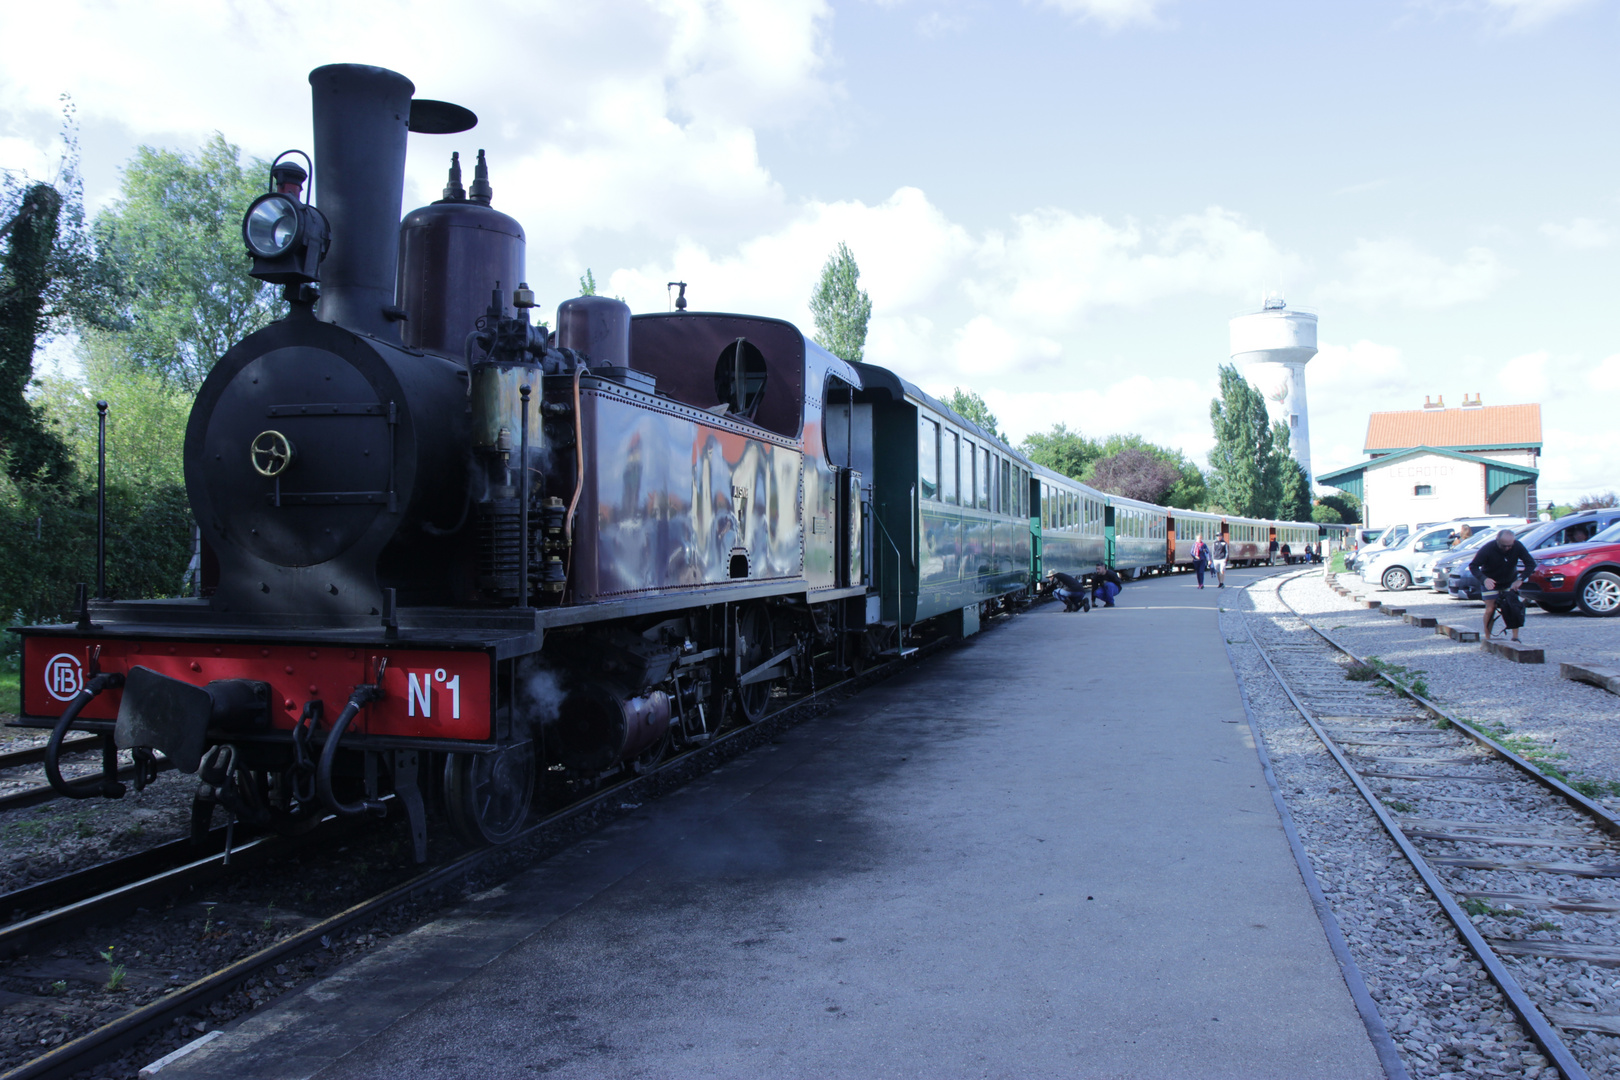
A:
[1244,569,1620,1080]
[0,735,175,813]
[0,631,954,1080]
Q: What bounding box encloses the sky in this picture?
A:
[1,0,1616,502]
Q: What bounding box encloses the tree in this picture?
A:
[0,181,73,484]
[1088,448,1181,503]
[1577,491,1619,510]
[1312,502,1342,524]
[1277,457,1312,523]
[0,100,93,485]
[1086,433,1207,509]
[1208,364,1281,518]
[579,269,597,296]
[1021,423,1100,480]
[946,388,1004,441]
[90,133,281,392]
[809,242,871,364]
[1316,491,1361,524]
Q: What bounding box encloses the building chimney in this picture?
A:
[1423,394,1445,411]
[1461,392,1483,409]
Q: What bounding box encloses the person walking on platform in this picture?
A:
[1051,572,1089,612]
[1191,535,1210,589]
[1267,536,1279,565]
[1092,562,1123,607]
[1212,534,1230,587]
[1469,528,1537,642]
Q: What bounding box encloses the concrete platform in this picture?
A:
[161,570,1384,1080]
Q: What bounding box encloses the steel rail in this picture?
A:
[0,736,98,771]
[0,759,177,813]
[0,636,947,1080]
[1245,570,1590,1080]
[1280,574,1620,838]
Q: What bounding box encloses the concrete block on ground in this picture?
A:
[1405,614,1438,628]
[1439,623,1481,643]
[1362,599,1382,609]
[1561,662,1620,696]
[1382,607,1406,617]
[1484,639,1544,664]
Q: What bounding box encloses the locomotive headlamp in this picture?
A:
[244,194,302,258]
[242,151,329,287]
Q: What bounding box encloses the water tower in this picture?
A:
[1229,296,1318,484]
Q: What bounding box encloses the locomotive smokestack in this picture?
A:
[309,64,414,341]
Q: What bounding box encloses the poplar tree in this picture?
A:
[946,388,1004,441]
[0,182,73,483]
[1208,364,1280,518]
[809,242,871,364]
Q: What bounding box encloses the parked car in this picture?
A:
[1429,527,1511,593]
[1364,518,1512,591]
[1448,509,1620,600]
[1521,520,1620,616]
[1348,525,1409,573]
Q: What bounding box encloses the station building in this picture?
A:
[1315,395,1541,528]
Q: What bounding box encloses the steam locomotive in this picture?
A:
[13,64,1341,859]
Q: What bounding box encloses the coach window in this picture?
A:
[999,459,1011,516]
[919,418,939,500]
[977,447,990,509]
[942,430,959,504]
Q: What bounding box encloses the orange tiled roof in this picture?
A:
[1364,403,1541,453]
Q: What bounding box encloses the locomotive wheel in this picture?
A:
[444,742,536,847]
[735,603,774,723]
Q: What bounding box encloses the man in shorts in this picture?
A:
[1212,534,1230,588]
[1468,529,1537,641]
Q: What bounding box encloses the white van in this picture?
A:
[1363,518,1511,591]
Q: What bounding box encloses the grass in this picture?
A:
[1463,898,1520,918]
[1381,798,1415,814]
[1330,551,1347,573]
[0,670,17,717]
[99,945,126,992]
[1344,655,1430,698]
[1442,711,1620,793]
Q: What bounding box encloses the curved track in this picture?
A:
[1245,568,1620,1080]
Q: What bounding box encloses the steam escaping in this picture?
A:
[515,656,567,738]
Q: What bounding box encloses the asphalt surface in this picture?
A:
[160,566,1384,1079]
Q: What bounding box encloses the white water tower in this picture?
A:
[1229,296,1318,484]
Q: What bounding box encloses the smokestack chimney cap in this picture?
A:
[409,99,477,134]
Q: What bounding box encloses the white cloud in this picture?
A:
[0,0,833,251]
[1037,0,1167,29]
[612,193,1298,385]
[1590,354,1620,393]
[1540,217,1611,249]
[1498,349,1551,398]
[1413,0,1599,30]
[936,374,1217,456]
[1323,238,1508,309]
[1479,0,1598,28]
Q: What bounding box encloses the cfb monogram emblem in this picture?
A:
[251,430,295,477]
[44,653,83,702]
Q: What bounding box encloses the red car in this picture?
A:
[1521,521,1620,616]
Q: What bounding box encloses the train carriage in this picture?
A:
[1030,464,1109,584]
[850,366,1033,636]
[1106,496,1168,578]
